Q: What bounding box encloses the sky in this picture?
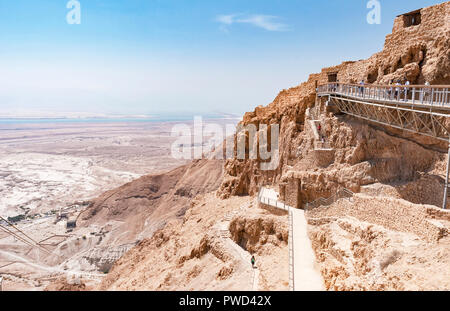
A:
[0,0,445,117]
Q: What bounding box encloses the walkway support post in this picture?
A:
[443,138,450,210]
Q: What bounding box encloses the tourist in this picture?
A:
[251,255,256,269]
[404,79,410,101]
[388,80,393,99]
[423,81,431,102]
[395,80,401,99]
[359,80,365,97]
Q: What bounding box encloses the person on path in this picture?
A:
[251,256,256,269]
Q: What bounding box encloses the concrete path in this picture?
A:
[290,209,324,291]
[259,187,325,291]
[252,266,259,291]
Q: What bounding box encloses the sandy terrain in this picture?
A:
[0,119,237,217]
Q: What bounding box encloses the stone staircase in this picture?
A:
[306,106,333,151]
[218,204,249,239]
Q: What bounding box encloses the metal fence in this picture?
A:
[257,189,291,211]
[288,209,294,292]
[318,83,450,108]
[258,188,294,291]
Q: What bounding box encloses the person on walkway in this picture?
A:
[395,80,401,99]
[388,80,393,99]
[251,256,256,269]
[404,79,410,101]
[317,124,321,132]
[359,80,365,97]
[423,81,431,102]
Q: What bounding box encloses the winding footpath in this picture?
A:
[217,204,259,291]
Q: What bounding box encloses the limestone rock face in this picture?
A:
[217,2,450,203]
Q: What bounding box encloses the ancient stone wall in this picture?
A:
[284,178,301,209]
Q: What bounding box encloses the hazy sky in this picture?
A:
[0,0,445,116]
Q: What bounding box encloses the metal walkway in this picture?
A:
[317,83,450,209]
[318,83,450,141]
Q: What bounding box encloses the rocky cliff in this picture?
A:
[218,2,450,204]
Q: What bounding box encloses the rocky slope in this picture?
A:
[78,159,225,244]
[97,194,289,291]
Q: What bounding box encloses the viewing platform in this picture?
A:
[317,83,450,142]
[318,83,450,110]
[317,82,450,209]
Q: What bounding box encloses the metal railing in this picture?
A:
[318,83,450,108]
[306,188,354,210]
[288,209,294,291]
[257,189,291,212]
[258,188,294,290]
